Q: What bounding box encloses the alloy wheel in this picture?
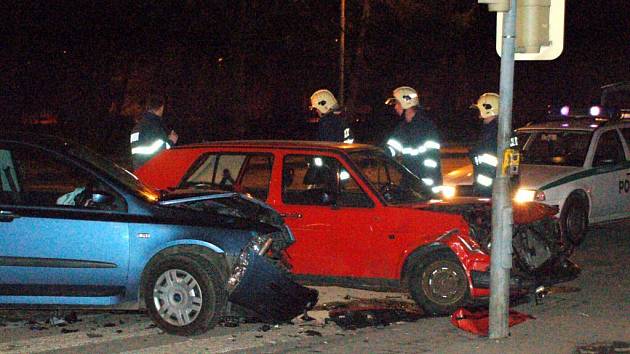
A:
[153,269,203,327]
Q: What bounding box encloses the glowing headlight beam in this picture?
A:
[514,189,536,203]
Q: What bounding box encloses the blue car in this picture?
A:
[0,133,316,335]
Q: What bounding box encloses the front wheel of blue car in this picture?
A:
[144,255,227,335]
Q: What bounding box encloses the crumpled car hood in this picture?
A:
[159,188,295,250]
[415,197,559,224]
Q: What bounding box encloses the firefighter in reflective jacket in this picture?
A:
[130,94,178,171]
[310,89,354,143]
[469,92,500,197]
[384,86,442,192]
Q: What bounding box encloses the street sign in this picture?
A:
[495,0,565,60]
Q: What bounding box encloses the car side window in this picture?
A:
[282,155,371,207]
[360,155,404,191]
[593,130,625,167]
[239,155,273,201]
[214,155,246,188]
[0,145,124,211]
[183,154,246,190]
[337,166,373,207]
[185,154,217,186]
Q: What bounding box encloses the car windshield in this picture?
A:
[65,143,160,202]
[348,149,431,204]
[520,130,592,167]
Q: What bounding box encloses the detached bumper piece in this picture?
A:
[471,270,533,293]
[471,257,581,294]
[528,257,581,287]
[228,250,318,323]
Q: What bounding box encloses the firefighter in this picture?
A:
[130,94,178,171]
[310,89,354,143]
[384,86,442,191]
[469,92,500,197]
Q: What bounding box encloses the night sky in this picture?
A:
[2,1,629,155]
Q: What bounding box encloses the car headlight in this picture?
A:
[514,188,545,203]
[249,234,274,256]
[227,234,273,291]
[430,185,456,199]
[441,185,456,199]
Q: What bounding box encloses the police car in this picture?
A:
[513,107,630,246]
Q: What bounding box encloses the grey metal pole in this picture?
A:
[489,0,517,339]
[339,0,346,106]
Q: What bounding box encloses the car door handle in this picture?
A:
[280,212,303,219]
[0,210,20,222]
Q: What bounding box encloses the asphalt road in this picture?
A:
[1,221,628,353]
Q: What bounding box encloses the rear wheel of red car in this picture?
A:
[408,251,469,316]
[143,254,227,336]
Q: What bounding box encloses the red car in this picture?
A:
[136,141,529,314]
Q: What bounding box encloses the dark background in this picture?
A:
[2,1,629,159]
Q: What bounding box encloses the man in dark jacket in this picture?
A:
[384,86,442,192]
[310,89,354,143]
[469,92,500,197]
[130,94,178,171]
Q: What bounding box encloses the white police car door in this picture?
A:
[588,129,629,222]
[0,144,129,301]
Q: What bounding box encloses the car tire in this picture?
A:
[408,251,470,316]
[560,194,588,248]
[143,254,227,336]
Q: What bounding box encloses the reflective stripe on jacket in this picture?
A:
[130,112,172,171]
[384,110,442,187]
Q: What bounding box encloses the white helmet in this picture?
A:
[386,86,419,110]
[310,89,339,115]
[471,92,500,119]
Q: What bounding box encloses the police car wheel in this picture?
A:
[408,251,469,316]
[143,254,227,336]
[560,194,588,248]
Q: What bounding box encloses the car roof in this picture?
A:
[516,117,630,132]
[173,140,380,153]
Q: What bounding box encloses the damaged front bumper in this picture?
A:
[226,236,318,323]
[470,270,533,293]
[470,257,581,296]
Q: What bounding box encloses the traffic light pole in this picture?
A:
[489,0,516,339]
[339,0,346,106]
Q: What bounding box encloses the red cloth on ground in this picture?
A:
[451,308,535,336]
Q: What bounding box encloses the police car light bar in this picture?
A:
[589,106,601,116]
[549,105,607,119]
